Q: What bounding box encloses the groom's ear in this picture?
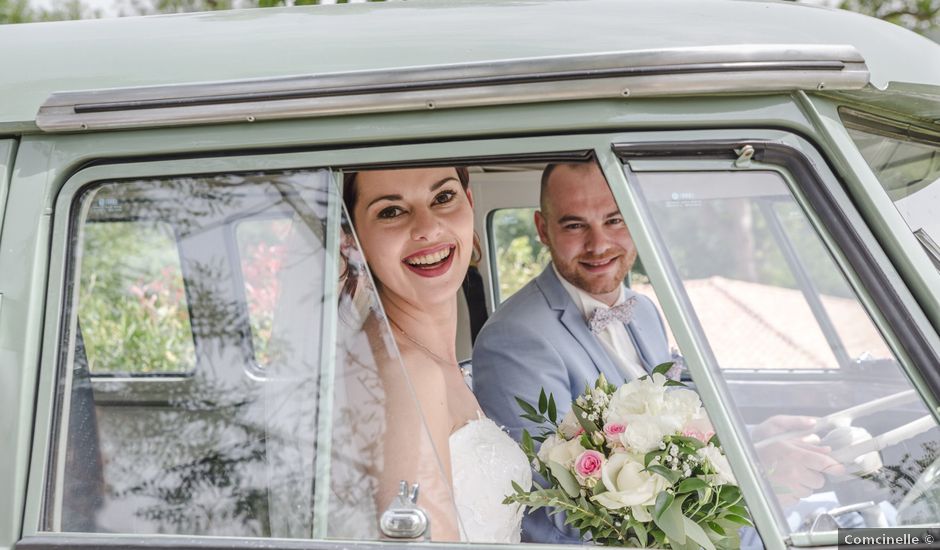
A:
[534,210,550,247]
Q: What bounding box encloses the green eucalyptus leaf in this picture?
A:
[633,521,648,547]
[644,450,661,468]
[653,493,687,545]
[548,394,557,423]
[653,491,674,521]
[538,388,548,414]
[521,430,535,455]
[683,516,717,550]
[548,460,581,498]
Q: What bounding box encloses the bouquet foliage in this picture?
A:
[504,364,751,549]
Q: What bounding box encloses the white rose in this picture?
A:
[606,374,668,422]
[593,452,670,509]
[558,409,584,439]
[545,437,586,468]
[664,388,702,422]
[537,434,565,464]
[698,445,737,485]
[619,414,683,453]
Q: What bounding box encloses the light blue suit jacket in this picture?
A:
[473,265,671,543]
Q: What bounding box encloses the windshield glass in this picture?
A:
[841,108,940,269]
[628,166,940,536]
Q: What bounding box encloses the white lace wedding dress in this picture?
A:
[449,416,532,543]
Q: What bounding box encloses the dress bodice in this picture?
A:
[449,416,532,543]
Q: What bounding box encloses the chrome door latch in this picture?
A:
[380,481,429,540]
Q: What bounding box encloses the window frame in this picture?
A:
[606,133,940,546]
[23,131,940,550]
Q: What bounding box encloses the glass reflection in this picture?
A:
[633,169,940,533]
[56,170,456,541]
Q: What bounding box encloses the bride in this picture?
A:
[343,166,531,542]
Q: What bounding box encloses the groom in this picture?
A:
[472,161,844,544]
[472,161,672,543]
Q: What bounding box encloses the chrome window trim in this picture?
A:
[36,44,869,133]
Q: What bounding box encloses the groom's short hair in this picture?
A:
[539,161,597,214]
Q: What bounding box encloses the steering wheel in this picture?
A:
[753,389,933,464]
[750,389,939,528]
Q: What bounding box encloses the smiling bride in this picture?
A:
[342,166,531,542]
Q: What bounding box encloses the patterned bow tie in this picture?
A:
[588,297,637,334]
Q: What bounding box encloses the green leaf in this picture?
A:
[521,413,547,424]
[591,476,607,496]
[521,430,535,456]
[665,380,686,387]
[548,394,557,423]
[538,388,548,414]
[644,450,661,468]
[683,516,717,550]
[718,485,742,505]
[633,520,648,547]
[511,480,524,494]
[515,396,538,417]
[653,491,674,520]
[707,521,726,536]
[721,513,752,526]
[652,361,675,377]
[571,403,599,433]
[676,477,709,493]
[671,435,706,449]
[548,460,581,498]
[727,504,749,518]
[653,492,686,545]
[647,464,681,485]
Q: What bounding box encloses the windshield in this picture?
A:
[628,166,940,537]
[841,108,940,269]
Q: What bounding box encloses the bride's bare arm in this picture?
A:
[377,347,461,541]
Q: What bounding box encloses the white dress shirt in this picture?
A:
[552,264,647,381]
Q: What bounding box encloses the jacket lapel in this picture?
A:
[535,266,627,386]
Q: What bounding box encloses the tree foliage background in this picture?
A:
[0,0,938,36]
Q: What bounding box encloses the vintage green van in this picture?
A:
[2,1,940,549]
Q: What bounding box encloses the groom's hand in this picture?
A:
[752,415,846,507]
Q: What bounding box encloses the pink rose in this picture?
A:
[604,422,626,436]
[682,428,715,443]
[574,450,605,479]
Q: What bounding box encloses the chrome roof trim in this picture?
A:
[36,44,869,132]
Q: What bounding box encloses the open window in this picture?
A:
[47,168,456,542]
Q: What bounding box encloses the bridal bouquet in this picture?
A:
[504,364,750,550]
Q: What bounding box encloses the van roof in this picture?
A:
[2,0,939,131]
